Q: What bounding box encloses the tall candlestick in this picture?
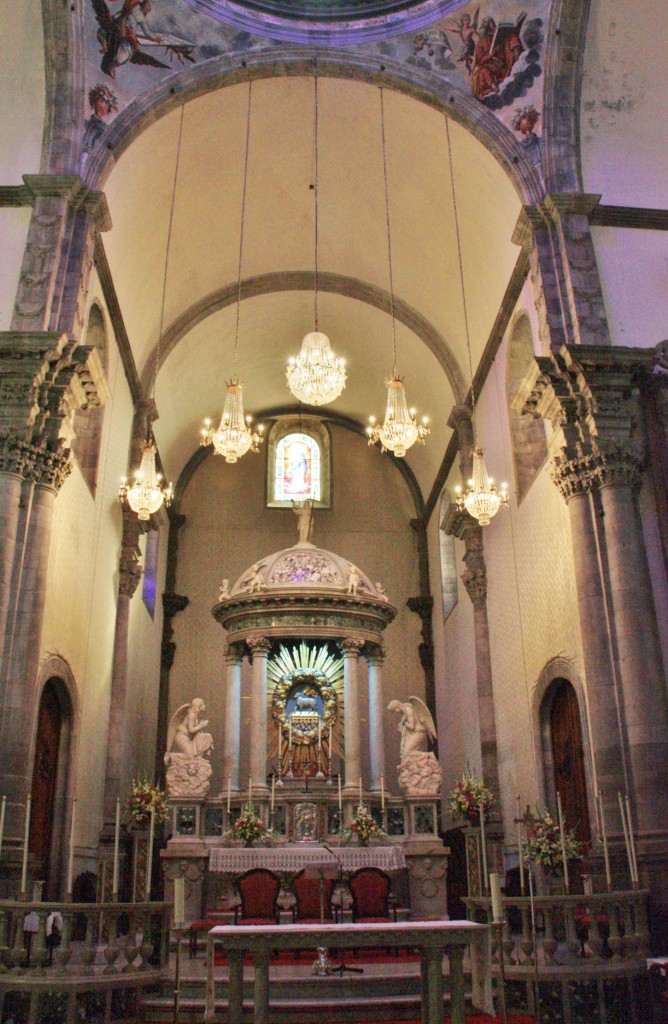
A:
[288,719,292,751]
[517,795,525,895]
[271,774,275,813]
[0,795,6,859]
[337,774,342,811]
[625,793,639,884]
[358,776,363,810]
[318,720,322,749]
[556,791,570,893]
[21,794,32,896]
[328,723,332,756]
[145,805,155,901]
[381,774,385,811]
[174,877,185,926]
[598,791,611,890]
[618,792,634,884]
[489,872,503,922]
[248,776,252,807]
[227,774,231,813]
[479,799,488,893]
[67,797,77,896]
[112,797,121,897]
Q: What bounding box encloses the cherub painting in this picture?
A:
[92,0,196,79]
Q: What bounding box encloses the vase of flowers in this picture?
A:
[224,805,275,847]
[340,806,387,846]
[522,807,580,881]
[449,771,494,825]
[127,778,168,827]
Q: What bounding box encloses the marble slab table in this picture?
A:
[204,919,492,1024]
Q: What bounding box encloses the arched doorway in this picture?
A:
[544,679,591,848]
[29,679,73,896]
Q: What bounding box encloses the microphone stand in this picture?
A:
[323,845,363,976]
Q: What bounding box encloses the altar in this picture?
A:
[208,844,406,873]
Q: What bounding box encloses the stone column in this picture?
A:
[223,644,244,793]
[247,636,271,794]
[102,506,142,822]
[366,645,386,793]
[339,637,364,793]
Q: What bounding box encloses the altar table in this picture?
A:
[204,919,493,1024]
[208,844,406,872]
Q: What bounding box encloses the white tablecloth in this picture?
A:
[208,844,406,873]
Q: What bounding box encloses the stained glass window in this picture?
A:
[274,432,321,503]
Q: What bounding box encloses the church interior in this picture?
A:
[0,0,667,1021]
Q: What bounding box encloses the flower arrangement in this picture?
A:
[340,806,387,846]
[449,771,494,824]
[127,778,168,826]
[522,808,581,876]
[225,804,275,847]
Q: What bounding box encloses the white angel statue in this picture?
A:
[164,698,214,798]
[387,697,442,797]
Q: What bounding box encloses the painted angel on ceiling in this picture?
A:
[92,0,196,79]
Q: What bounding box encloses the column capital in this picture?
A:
[338,636,364,656]
[224,642,246,665]
[247,635,271,656]
[365,643,385,665]
[118,503,142,598]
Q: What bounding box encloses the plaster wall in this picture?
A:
[0,0,45,182]
[591,227,668,351]
[0,209,31,331]
[169,424,423,797]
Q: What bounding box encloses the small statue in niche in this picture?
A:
[388,697,442,797]
[346,563,361,595]
[218,578,230,601]
[248,563,266,593]
[292,499,314,544]
[164,698,214,798]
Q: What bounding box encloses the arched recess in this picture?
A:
[30,657,79,898]
[506,313,547,503]
[438,489,457,621]
[71,303,108,497]
[533,658,594,848]
[82,52,544,207]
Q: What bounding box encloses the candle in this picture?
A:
[598,791,611,890]
[145,805,155,901]
[328,723,332,755]
[489,872,503,922]
[618,792,634,883]
[227,774,231,813]
[556,791,570,893]
[337,774,342,811]
[318,721,322,749]
[0,795,6,859]
[112,797,121,896]
[358,776,363,810]
[381,774,385,812]
[174,877,185,926]
[248,776,252,807]
[21,794,32,896]
[288,719,292,751]
[271,774,275,813]
[517,795,525,895]
[625,793,639,884]
[479,799,488,893]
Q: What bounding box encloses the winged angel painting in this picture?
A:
[92,0,196,78]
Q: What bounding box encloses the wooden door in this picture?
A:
[30,682,62,879]
[550,680,591,846]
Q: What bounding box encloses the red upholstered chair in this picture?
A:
[293,869,335,923]
[349,867,396,923]
[234,868,281,925]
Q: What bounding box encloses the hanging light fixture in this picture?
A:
[367,87,430,458]
[201,79,264,463]
[119,109,184,520]
[445,116,508,525]
[286,63,346,406]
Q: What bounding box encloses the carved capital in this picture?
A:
[461,566,487,605]
[224,642,246,665]
[118,504,142,597]
[551,439,645,500]
[247,635,271,656]
[365,643,385,666]
[338,637,364,657]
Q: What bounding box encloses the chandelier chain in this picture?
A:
[234,77,253,377]
[155,104,185,404]
[445,115,477,443]
[313,62,319,333]
[380,87,398,378]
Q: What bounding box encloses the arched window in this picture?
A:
[266,416,331,508]
[71,304,108,497]
[506,314,547,503]
[438,490,458,621]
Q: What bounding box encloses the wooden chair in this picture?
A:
[234,868,281,925]
[293,869,335,923]
[349,867,398,956]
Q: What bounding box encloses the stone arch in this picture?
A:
[71,303,108,497]
[32,656,79,898]
[82,52,544,207]
[438,489,457,622]
[533,657,595,845]
[506,312,547,503]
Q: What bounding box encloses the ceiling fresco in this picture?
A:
[84,0,548,173]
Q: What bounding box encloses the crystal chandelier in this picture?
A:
[119,108,184,520]
[201,381,264,463]
[201,78,264,463]
[119,442,173,521]
[286,65,346,406]
[367,87,429,458]
[445,115,506,525]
